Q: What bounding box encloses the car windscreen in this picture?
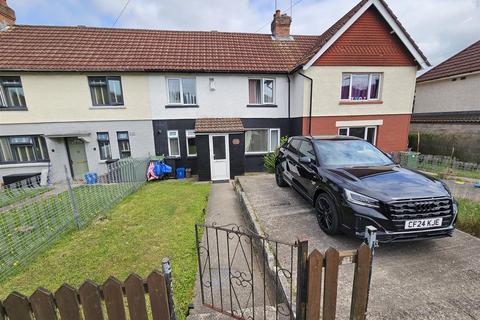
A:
[313,140,394,167]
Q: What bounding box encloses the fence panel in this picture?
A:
[0,158,148,281]
[0,269,172,320]
[305,244,372,320]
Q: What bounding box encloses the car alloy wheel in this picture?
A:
[275,164,288,187]
[315,194,339,234]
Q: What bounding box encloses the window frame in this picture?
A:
[166,77,197,105]
[340,73,382,101]
[0,135,49,164]
[88,76,124,107]
[248,78,276,105]
[244,128,281,155]
[167,130,181,157]
[185,130,197,157]
[97,132,112,160]
[0,76,27,110]
[117,131,131,159]
[338,126,377,145]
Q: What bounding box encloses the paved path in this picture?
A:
[237,174,480,320]
[191,182,275,318]
[445,180,480,202]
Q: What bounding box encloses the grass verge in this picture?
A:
[0,181,210,319]
[457,198,480,238]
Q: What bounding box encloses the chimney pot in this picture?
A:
[0,0,15,26]
[271,10,292,39]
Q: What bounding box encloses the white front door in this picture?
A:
[209,134,230,181]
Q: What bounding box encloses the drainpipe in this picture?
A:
[287,75,291,135]
[297,72,313,136]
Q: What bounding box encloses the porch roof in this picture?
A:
[195,118,245,133]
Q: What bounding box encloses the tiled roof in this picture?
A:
[0,25,319,73]
[195,118,245,133]
[0,0,427,73]
[417,40,480,83]
[411,111,480,123]
[296,0,429,69]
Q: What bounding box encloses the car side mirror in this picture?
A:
[299,156,312,164]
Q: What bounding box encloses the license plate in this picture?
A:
[405,218,443,230]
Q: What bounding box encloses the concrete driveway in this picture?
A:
[237,174,480,320]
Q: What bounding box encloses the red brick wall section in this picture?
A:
[302,114,412,152]
[313,7,416,66]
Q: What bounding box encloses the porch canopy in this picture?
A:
[194,118,245,133]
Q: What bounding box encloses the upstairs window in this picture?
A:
[341,73,381,101]
[0,77,27,109]
[0,136,49,163]
[117,131,131,159]
[248,79,275,104]
[167,78,197,105]
[97,132,112,160]
[88,76,124,106]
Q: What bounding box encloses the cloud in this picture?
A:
[12,0,480,66]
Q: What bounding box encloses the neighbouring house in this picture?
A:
[0,0,429,182]
[412,40,480,162]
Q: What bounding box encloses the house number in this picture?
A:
[232,139,240,145]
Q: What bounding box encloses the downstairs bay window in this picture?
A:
[338,126,377,145]
[341,73,381,101]
[245,129,280,154]
[0,136,49,164]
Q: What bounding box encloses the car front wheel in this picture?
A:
[315,193,340,235]
[275,164,288,187]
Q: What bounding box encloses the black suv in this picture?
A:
[275,136,458,242]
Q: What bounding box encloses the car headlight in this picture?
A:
[344,189,380,208]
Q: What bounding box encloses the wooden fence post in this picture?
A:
[306,250,323,320]
[350,244,372,320]
[323,248,340,320]
[296,239,308,320]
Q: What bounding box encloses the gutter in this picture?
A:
[297,72,313,135]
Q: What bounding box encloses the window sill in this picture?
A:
[165,104,199,108]
[0,107,28,111]
[0,162,50,168]
[165,155,181,159]
[246,104,277,108]
[90,106,126,109]
[339,100,383,105]
[187,155,198,158]
[245,152,271,156]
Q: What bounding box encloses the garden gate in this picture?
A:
[195,223,374,320]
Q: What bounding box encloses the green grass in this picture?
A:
[0,181,210,319]
[417,163,480,180]
[0,187,51,208]
[457,198,480,238]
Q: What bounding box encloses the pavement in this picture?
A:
[190,182,278,319]
[237,174,480,320]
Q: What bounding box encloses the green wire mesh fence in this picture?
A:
[0,158,148,281]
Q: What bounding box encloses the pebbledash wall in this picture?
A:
[297,66,417,152]
[149,73,294,174]
[0,73,155,182]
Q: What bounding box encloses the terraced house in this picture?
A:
[0,0,429,182]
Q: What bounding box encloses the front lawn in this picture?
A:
[457,198,480,238]
[0,181,210,319]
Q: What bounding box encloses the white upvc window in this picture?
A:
[341,73,381,101]
[167,130,180,157]
[245,128,280,154]
[167,78,197,105]
[338,126,377,145]
[186,130,197,157]
[248,78,275,104]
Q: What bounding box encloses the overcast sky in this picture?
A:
[11,0,480,67]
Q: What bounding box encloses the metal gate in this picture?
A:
[195,223,303,320]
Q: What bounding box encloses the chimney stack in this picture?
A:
[0,0,15,26]
[271,9,292,40]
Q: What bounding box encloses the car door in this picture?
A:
[282,138,301,184]
[297,140,319,199]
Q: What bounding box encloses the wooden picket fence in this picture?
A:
[305,243,372,320]
[0,270,171,320]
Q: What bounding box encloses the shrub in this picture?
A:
[264,136,288,173]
